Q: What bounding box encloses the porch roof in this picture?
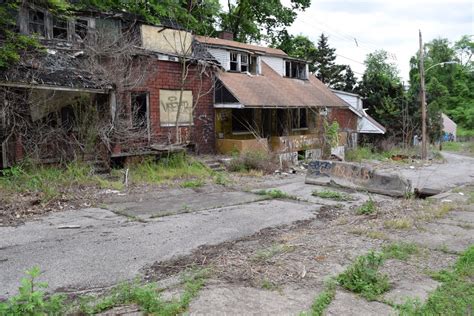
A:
[217,62,349,108]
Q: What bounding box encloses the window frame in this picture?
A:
[28,9,46,37]
[232,108,254,134]
[291,108,308,131]
[130,91,149,130]
[285,60,308,80]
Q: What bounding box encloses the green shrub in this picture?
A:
[0,267,66,315]
[337,251,390,300]
[356,197,376,215]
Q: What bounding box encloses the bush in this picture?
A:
[0,267,67,315]
[356,197,376,215]
[337,251,390,300]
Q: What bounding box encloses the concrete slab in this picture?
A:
[188,282,314,315]
[106,189,267,219]
[0,200,316,298]
[326,291,395,316]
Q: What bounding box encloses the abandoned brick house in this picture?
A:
[0,4,384,169]
[0,4,218,168]
[195,35,360,162]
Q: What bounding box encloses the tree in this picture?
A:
[313,33,345,86]
[357,50,407,140]
[332,65,357,93]
[219,0,311,43]
[275,33,318,71]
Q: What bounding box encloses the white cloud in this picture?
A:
[287,0,473,81]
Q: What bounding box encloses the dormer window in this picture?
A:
[229,51,251,73]
[285,60,307,79]
[53,17,68,40]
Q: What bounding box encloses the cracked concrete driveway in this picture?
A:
[0,190,316,298]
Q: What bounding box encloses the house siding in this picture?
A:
[261,56,284,76]
[207,47,230,71]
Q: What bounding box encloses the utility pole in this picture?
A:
[419,30,427,160]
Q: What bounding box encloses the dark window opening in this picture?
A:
[291,108,308,129]
[285,60,307,79]
[131,92,148,129]
[230,52,238,71]
[250,56,258,74]
[232,108,253,133]
[53,17,68,40]
[28,9,45,37]
[298,150,306,161]
[240,54,249,72]
[75,19,89,41]
[60,105,75,131]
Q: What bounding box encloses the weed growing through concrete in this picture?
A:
[0,266,66,315]
[256,189,298,200]
[312,190,353,201]
[397,245,474,315]
[260,279,279,291]
[79,268,209,315]
[382,242,419,261]
[213,172,230,186]
[303,280,336,316]
[337,251,390,301]
[356,197,377,215]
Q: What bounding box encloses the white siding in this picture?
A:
[334,92,358,109]
[261,56,285,76]
[207,47,230,70]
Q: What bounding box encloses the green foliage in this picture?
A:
[0,267,66,315]
[397,245,474,315]
[324,120,340,148]
[382,242,419,261]
[80,269,208,315]
[312,190,352,201]
[337,251,390,300]
[443,141,474,154]
[256,189,297,200]
[220,0,311,43]
[356,197,376,215]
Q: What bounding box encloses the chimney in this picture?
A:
[218,31,234,41]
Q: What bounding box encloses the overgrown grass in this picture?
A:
[345,146,420,162]
[312,190,353,201]
[382,242,419,261]
[129,154,211,185]
[397,245,474,315]
[227,151,276,174]
[0,162,123,203]
[181,179,204,188]
[256,189,298,200]
[383,218,413,230]
[337,251,390,301]
[442,141,474,154]
[356,197,377,215]
[80,268,209,315]
[251,243,295,262]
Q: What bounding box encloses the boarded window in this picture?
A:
[131,92,148,129]
[159,90,193,126]
[53,17,68,40]
[232,108,253,133]
[291,108,308,129]
[28,9,45,37]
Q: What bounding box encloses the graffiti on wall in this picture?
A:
[160,90,193,125]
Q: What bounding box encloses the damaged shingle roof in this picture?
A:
[217,62,349,108]
[0,47,112,91]
[195,35,287,57]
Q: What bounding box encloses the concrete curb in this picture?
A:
[305,160,412,197]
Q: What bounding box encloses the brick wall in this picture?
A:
[329,108,358,132]
[126,59,215,154]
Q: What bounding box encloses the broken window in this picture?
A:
[230,52,238,71]
[250,56,258,74]
[291,108,308,130]
[232,108,253,133]
[285,60,307,79]
[28,9,45,37]
[240,54,249,72]
[53,17,68,40]
[74,19,89,41]
[131,92,148,129]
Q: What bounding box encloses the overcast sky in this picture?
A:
[284,0,473,81]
